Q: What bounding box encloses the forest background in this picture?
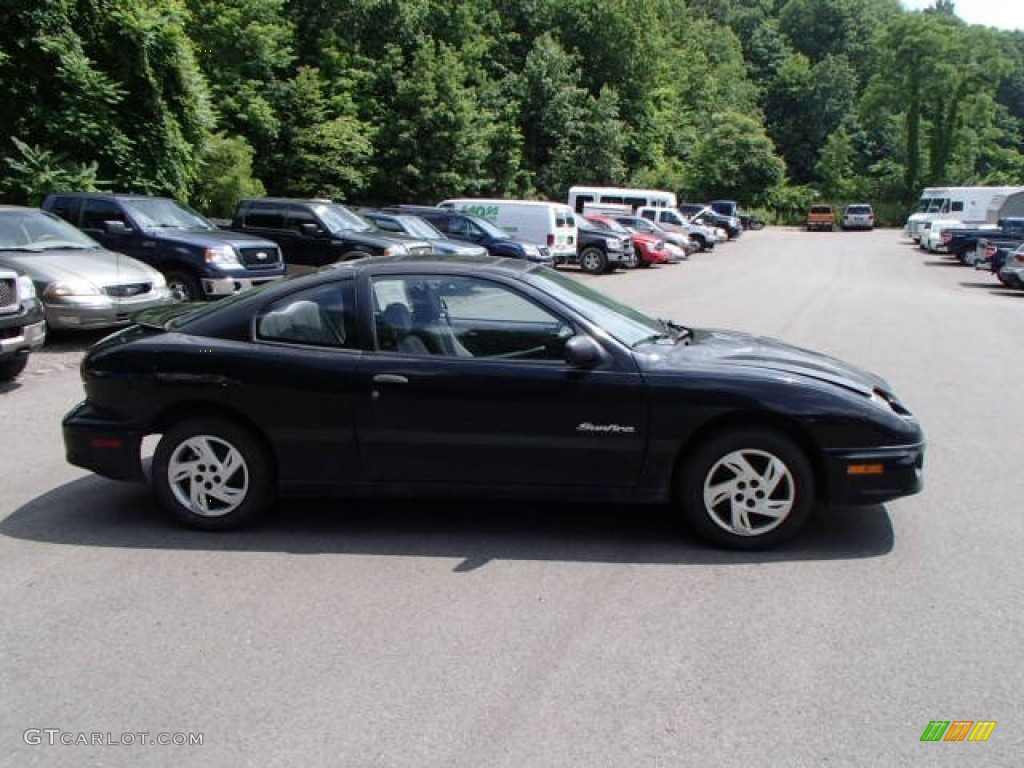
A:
[1,0,1022,225]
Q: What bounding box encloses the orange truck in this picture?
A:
[806,205,835,232]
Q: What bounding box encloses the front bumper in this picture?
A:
[822,442,925,505]
[203,274,285,298]
[45,289,177,330]
[62,401,146,482]
[0,317,46,357]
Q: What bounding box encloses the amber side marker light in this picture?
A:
[847,463,884,475]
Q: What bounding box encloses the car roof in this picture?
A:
[45,192,176,202]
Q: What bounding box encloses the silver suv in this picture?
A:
[841,204,875,231]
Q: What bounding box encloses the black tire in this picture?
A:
[693,235,709,251]
[579,247,608,275]
[0,353,29,382]
[679,427,815,550]
[165,270,203,302]
[152,417,275,530]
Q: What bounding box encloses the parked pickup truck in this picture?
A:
[0,267,46,381]
[942,217,1024,265]
[43,193,286,302]
[805,205,835,232]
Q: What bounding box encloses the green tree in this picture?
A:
[192,134,265,217]
[687,112,785,204]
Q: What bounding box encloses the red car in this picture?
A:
[584,214,670,268]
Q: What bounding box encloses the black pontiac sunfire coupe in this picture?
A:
[63,254,924,550]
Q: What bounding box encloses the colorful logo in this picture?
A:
[921,721,997,742]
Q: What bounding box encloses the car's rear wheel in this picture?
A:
[165,270,203,302]
[579,247,608,274]
[679,427,815,550]
[153,418,274,530]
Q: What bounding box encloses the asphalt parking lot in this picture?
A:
[2,227,1021,767]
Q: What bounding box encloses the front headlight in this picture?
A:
[204,245,241,265]
[382,244,409,256]
[44,279,103,298]
[521,244,542,257]
[17,274,36,299]
[149,271,167,289]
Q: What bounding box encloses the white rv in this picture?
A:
[436,198,577,264]
[905,186,1022,241]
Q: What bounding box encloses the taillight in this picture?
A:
[547,234,554,246]
[942,231,953,242]
[985,244,997,257]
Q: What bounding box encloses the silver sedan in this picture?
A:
[0,206,176,330]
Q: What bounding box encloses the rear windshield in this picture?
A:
[846,205,873,214]
[810,206,833,214]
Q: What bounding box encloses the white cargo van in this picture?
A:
[436,199,577,264]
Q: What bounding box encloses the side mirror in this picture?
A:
[564,335,606,369]
[104,220,131,234]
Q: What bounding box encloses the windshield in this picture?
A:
[925,198,948,213]
[586,217,630,234]
[466,214,511,239]
[398,216,444,240]
[0,209,101,250]
[324,204,374,233]
[528,266,681,347]
[125,198,215,230]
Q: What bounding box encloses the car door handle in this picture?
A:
[373,373,408,384]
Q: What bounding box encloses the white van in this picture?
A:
[436,199,577,264]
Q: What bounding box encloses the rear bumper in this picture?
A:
[822,443,925,505]
[62,401,146,482]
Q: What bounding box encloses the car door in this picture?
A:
[245,279,363,487]
[355,271,648,489]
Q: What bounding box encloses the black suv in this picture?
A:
[231,198,433,268]
[42,192,285,302]
[385,205,553,265]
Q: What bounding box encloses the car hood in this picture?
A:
[0,247,160,286]
[639,328,888,396]
[148,228,278,249]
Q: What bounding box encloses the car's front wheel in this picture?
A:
[679,427,815,550]
[153,418,275,530]
[579,247,608,274]
[165,270,203,302]
[0,353,28,382]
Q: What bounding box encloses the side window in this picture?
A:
[243,203,284,229]
[445,216,469,237]
[255,282,356,348]
[371,274,572,361]
[950,201,964,213]
[80,199,127,231]
[285,206,320,235]
[47,196,80,224]
[640,209,655,222]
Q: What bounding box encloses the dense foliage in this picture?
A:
[1,0,1021,221]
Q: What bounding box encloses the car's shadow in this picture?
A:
[1,475,894,569]
[922,259,965,267]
